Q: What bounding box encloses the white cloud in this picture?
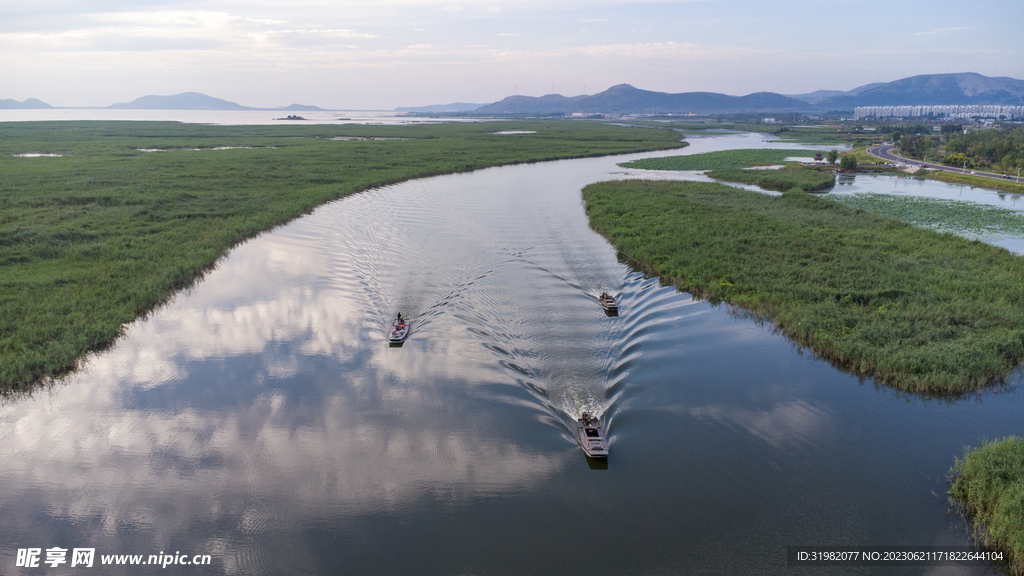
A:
[0,10,376,53]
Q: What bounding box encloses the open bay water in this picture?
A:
[1,133,1022,575]
[0,109,471,125]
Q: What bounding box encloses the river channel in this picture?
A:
[2,133,1022,575]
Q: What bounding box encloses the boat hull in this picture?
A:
[388,321,410,345]
[599,295,618,315]
[577,419,609,459]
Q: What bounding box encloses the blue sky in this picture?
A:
[2,0,1021,109]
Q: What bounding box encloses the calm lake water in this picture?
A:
[0,109,471,125]
[2,133,1022,575]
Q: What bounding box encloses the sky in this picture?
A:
[2,0,1022,110]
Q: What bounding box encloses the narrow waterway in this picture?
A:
[2,133,1021,575]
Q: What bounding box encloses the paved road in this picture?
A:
[867,143,1022,184]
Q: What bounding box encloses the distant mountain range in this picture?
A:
[470,73,1024,115]
[811,73,1024,108]
[1,98,54,109]
[0,92,324,111]
[394,102,485,113]
[784,83,887,105]
[4,73,1023,114]
[107,92,325,111]
[474,84,810,114]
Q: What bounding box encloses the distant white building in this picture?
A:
[854,105,1024,120]
[761,117,779,124]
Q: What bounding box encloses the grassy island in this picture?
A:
[582,179,1024,393]
[705,165,836,192]
[949,437,1024,575]
[619,148,817,171]
[0,120,685,391]
[621,149,836,192]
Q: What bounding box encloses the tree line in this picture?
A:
[895,126,1023,172]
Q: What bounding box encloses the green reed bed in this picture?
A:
[772,127,885,146]
[619,148,817,171]
[706,164,836,192]
[582,180,1024,393]
[0,120,686,391]
[828,194,1024,236]
[949,437,1024,575]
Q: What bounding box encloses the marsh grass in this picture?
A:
[706,164,836,192]
[0,120,685,391]
[949,437,1024,575]
[619,148,817,171]
[771,127,885,146]
[582,179,1024,393]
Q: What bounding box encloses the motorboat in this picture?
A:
[576,412,609,459]
[389,316,410,345]
[598,292,618,315]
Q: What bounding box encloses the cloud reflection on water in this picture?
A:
[689,400,831,448]
[0,201,572,566]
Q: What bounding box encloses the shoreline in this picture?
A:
[581,179,1024,394]
[948,437,1024,575]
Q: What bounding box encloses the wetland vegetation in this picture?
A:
[705,164,836,192]
[619,148,817,171]
[582,179,1024,394]
[633,121,886,147]
[0,120,685,391]
[949,437,1024,575]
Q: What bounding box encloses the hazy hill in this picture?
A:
[0,98,54,109]
[275,103,327,112]
[474,84,809,115]
[109,92,251,110]
[818,73,1024,108]
[786,82,885,104]
[108,92,327,111]
[394,102,485,113]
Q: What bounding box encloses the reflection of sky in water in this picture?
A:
[1,133,1021,575]
[831,173,1024,209]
